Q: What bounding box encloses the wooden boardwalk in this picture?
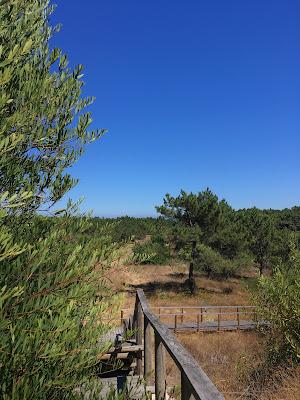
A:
[167,319,258,332]
[98,297,265,399]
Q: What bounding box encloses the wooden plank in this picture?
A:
[144,315,152,382]
[165,320,259,332]
[137,289,224,400]
[155,331,166,400]
[99,352,131,360]
[157,311,255,317]
[136,298,143,375]
[105,345,143,354]
[151,305,256,310]
[181,371,193,400]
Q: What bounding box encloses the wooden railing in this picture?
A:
[130,289,224,400]
[153,305,257,332]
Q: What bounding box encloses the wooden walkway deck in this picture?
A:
[167,319,257,332]
[98,297,265,399]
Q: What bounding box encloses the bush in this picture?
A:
[195,243,239,278]
[132,239,170,265]
[0,212,121,399]
[256,244,300,363]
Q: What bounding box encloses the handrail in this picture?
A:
[151,305,256,309]
[132,289,224,400]
[157,311,255,316]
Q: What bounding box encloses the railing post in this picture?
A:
[181,307,184,323]
[237,307,240,330]
[254,308,257,324]
[197,313,200,332]
[200,307,203,323]
[217,313,220,332]
[136,297,143,375]
[181,371,193,400]
[144,315,152,382]
[120,309,124,325]
[155,333,166,400]
[174,314,178,333]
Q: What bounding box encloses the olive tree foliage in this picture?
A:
[0,0,104,213]
[0,2,119,399]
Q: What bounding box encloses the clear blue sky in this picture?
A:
[51,0,300,217]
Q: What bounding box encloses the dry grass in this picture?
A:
[247,365,300,400]
[117,261,255,313]
[166,332,300,400]
[175,331,263,399]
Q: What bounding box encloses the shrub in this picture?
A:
[195,243,239,278]
[256,244,300,363]
[0,211,121,399]
[132,240,170,265]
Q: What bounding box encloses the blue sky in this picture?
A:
[51,0,300,216]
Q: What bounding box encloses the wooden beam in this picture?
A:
[181,371,194,400]
[144,315,153,382]
[105,345,143,354]
[136,298,143,375]
[155,332,166,400]
[136,289,224,400]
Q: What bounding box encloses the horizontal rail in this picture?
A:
[157,311,256,317]
[151,305,256,309]
[136,289,224,400]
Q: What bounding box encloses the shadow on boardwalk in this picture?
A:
[129,280,187,294]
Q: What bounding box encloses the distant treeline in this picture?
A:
[89,205,300,239]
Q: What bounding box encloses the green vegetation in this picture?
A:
[156,188,300,362]
[156,189,294,280]
[256,243,300,362]
[1,0,299,395]
[132,235,171,265]
[0,2,117,398]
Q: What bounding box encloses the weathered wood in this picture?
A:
[151,305,256,310]
[181,371,194,400]
[100,352,131,360]
[157,311,255,317]
[105,344,143,354]
[144,315,152,382]
[155,332,166,400]
[136,297,143,375]
[237,307,240,330]
[136,289,224,400]
[166,319,261,332]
